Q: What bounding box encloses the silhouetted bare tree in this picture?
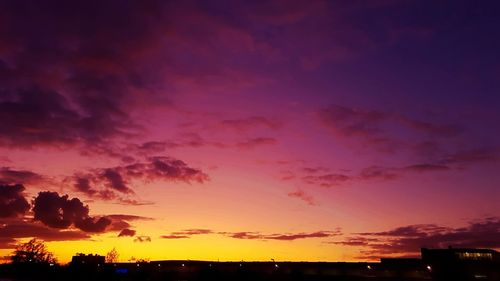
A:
[11,238,56,264]
[105,247,119,263]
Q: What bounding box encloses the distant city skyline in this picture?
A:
[0,0,499,263]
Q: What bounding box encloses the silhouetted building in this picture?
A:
[70,253,105,266]
[422,247,500,281]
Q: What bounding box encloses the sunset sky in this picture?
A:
[0,0,499,264]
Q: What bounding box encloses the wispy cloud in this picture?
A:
[331,217,500,259]
[0,167,46,185]
[318,104,463,153]
[134,236,151,243]
[287,190,317,206]
[161,229,213,239]
[222,230,341,241]
[234,137,278,149]
[284,147,499,189]
[160,228,341,241]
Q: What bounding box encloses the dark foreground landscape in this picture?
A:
[0,260,430,281]
[1,248,499,281]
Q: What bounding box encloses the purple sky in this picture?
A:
[0,0,499,262]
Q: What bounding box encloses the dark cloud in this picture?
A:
[106,214,154,221]
[118,228,136,237]
[74,176,96,196]
[0,167,45,185]
[141,156,209,183]
[161,229,213,239]
[107,214,153,232]
[0,184,30,218]
[115,198,155,206]
[75,217,113,233]
[402,164,450,172]
[173,229,213,235]
[327,237,378,247]
[0,220,90,249]
[223,230,340,241]
[72,156,209,202]
[33,191,111,232]
[318,105,500,187]
[161,235,189,239]
[131,134,207,152]
[357,151,498,181]
[101,168,133,194]
[310,104,499,190]
[108,220,131,232]
[302,166,330,174]
[0,85,132,149]
[0,89,94,147]
[319,104,388,140]
[280,167,359,188]
[0,0,292,152]
[338,218,500,257]
[443,148,500,165]
[119,136,206,155]
[309,163,450,185]
[281,169,354,188]
[0,220,90,242]
[358,166,399,181]
[287,190,317,206]
[398,117,462,138]
[286,160,458,189]
[136,141,171,154]
[264,231,337,241]
[302,173,351,187]
[134,236,151,243]
[0,1,173,149]
[235,137,278,149]
[318,104,463,153]
[224,232,262,240]
[129,134,279,152]
[357,224,450,237]
[159,228,341,241]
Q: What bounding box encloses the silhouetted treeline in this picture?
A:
[0,261,430,281]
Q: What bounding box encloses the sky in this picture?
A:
[0,0,499,264]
